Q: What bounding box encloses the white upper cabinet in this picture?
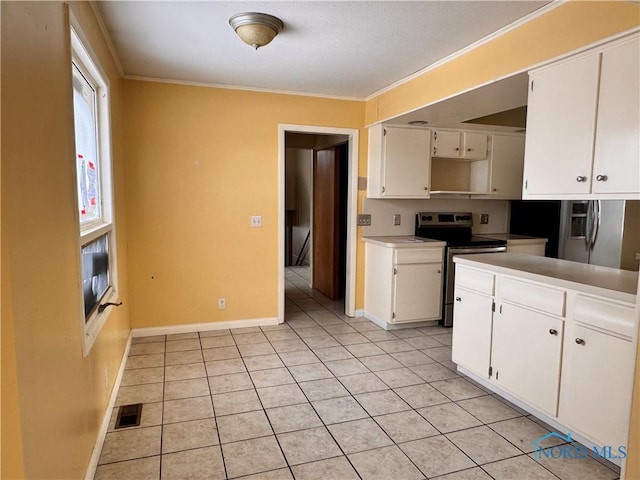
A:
[592,38,640,195]
[433,130,488,159]
[432,130,462,158]
[367,124,431,198]
[489,134,525,198]
[523,34,640,199]
[462,132,490,160]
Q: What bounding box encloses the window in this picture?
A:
[71,27,117,356]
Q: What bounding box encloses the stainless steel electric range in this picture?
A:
[415,212,507,327]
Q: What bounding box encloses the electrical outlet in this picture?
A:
[218,298,226,310]
[357,214,372,226]
[480,213,489,224]
[393,214,401,226]
[250,215,262,227]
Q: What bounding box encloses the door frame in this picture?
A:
[278,124,359,321]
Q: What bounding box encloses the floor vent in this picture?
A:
[115,403,143,429]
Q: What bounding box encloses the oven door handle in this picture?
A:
[448,246,507,255]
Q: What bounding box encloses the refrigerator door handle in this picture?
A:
[591,200,601,250]
[585,201,593,250]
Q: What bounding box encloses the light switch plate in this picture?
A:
[250,215,262,227]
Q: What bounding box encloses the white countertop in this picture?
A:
[454,252,638,303]
[363,236,446,248]
[481,233,548,244]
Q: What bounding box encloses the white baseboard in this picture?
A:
[84,330,133,480]
[354,309,366,318]
[364,311,439,330]
[131,317,280,337]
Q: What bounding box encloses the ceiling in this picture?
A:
[97,1,551,101]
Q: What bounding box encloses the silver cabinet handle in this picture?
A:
[596,174,608,182]
[467,148,472,152]
[436,270,441,274]
[492,188,497,192]
[549,329,558,335]
[455,147,460,151]
[455,297,462,302]
[576,176,587,183]
[575,338,585,345]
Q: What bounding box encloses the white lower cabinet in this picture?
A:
[451,287,494,379]
[492,302,564,416]
[558,295,636,449]
[364,240,444,326]
[394,262,442,322]
[451,260,637,461]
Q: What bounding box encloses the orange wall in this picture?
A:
[365,0,640,125]
[1,2,131,478]
[123,80,365,328]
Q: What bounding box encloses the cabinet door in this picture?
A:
[592,37,640,195]
[382,127,431,197]
[490,135,525,197]
[560,324,635,448]
[451,287,493,378]
[393,263,442,322]
[492,302,564,416]
[462,132,488,159]
[433,130,461,158]
[523,54,600,196]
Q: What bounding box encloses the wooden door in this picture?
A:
[312,145,347,300]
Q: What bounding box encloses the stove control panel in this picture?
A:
[416,212,473,227]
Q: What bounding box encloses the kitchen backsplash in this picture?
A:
[362,198,510,237]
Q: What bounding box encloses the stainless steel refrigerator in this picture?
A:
[559,200,640,270]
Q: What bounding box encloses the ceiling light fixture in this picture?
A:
[229,12,284,50]
[408,120,429,126]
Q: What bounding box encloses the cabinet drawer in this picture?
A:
[455,265,494,295]
[396,248,442,264]
[500,276,565,316]
[574,294,635,338]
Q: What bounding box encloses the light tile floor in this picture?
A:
[94,266,621,480]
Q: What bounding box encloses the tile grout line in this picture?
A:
[198,331,230,480]
[266,324,364,479]
[229,330,294,480]
[158,334,167,480]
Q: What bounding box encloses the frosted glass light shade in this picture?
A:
[229,12,284,50]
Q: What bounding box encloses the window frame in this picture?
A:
[71,26,118,357]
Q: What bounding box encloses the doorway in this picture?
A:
[278,125,359,321]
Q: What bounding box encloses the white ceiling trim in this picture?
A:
[364,0,564,102]
[89,1,124,77]
[124,75,364,102]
